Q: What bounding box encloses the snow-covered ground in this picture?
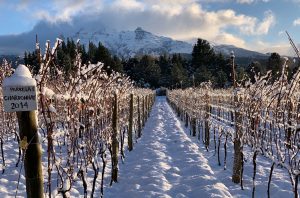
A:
[0,96,296,197]
[105,96,295,198]
[105,96,232,198]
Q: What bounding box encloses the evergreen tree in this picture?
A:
[215,70,228,88]
[171,62,187,88]
[88,42,97,63]
[246,61,266,83]
[267,53,283,81]
[191,39,215,72]
[131,55,161,88]
[66,38,76,61]
[24,51,39,74]
[124,57,139,78]
[79,44,88,65]
[170,54,187,88]
[194,67,212,85]
[157,54,172,87]
[191,39,216,84]
[96,42,111,67]
[211,53,230,87]
[111,55,123,73]
[56,41,73,76]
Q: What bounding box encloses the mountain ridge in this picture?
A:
[0,21,268,59]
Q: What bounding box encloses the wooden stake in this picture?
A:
[17,111,44,198]
[111,93,119,183]
[128,94,134,151]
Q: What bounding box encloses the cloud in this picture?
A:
[278,31,285,36]
[293,18,300,26]
[239,10,275,35]
[214,33,246,47]
[237,0,254,4]
[236,0,270,4]
[33,0,105,23]
[15,0,33,11]
[256,10,275,34]
[5,0,277,52]
[112,0,144,11]
[248,40,293,56]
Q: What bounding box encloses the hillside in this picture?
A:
[0,21,270,60]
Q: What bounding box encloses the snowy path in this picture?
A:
[105,96,232,198]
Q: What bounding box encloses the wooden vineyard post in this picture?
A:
[185,112,189,128]
[17,112,44,198]
[147,95,150,118]
[142,96,145,127]
[111,92,119,183]
[192,117,196,137]
[128,93,134,151]
[137,96,142,138]
[204,93,210,149]
[145,95,148,119]
[230,51,243,184]
[2,65,43,198]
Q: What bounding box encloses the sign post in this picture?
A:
[2,65,44,198]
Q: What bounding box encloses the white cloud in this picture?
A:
[9,0,277,51]
[236,0,270,4]
[32,0,104,23]
[15,0,33,10]
[237,0,254,4]
[214,33,246,47]
[249,40,293,56]
[112,0,144,11]
[240,10,275,35]
[278,31,285,36]
[293,18,300,26]
[256,10,275,34]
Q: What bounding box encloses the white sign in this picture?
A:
[3,86,38,112]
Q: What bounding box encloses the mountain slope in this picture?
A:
[0,22,193,58]
[0,20,268,59]
[213,44,268,58]
[75,27,193,58]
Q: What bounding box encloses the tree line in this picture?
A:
[24,38,298,89]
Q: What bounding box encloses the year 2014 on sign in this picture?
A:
[2,85,38,112]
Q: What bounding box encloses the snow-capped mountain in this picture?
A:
[213,44,268,58]
[0,21,193,58]
[0,20,268,59]
[73,27,193,58]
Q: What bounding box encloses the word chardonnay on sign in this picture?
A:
[3,85,38,112]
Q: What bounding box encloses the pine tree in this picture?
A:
[170,54,187,88]
[191,39,216,84]
[88,42,97,63]
[267,53,283,81]
[192,39,215,72]
[157,54,172,87]
[246,61,266,83]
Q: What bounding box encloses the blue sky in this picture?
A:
[0,0,300,55]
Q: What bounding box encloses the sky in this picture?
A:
[0,0,300,55]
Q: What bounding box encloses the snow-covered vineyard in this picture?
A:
[167,83,300,197]
[167,59,300,198]
[0,40,299,198]
[0,40,155,197]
